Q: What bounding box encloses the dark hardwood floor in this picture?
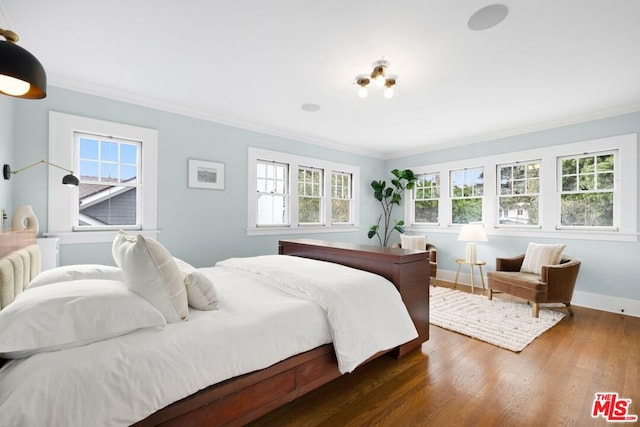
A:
[250,284,640,427]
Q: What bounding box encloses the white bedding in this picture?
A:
[0,256,417,426]
[217,255,418,373]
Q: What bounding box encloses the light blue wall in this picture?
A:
[387,112,640,302]
[0,96,13,216]
[8,86,639,305]
[11,86,384,266]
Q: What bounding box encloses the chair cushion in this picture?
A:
[488,271,548,302]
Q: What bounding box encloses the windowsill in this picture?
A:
[43,229,160,244]
[247,225,359,236]
[406,225,638,242]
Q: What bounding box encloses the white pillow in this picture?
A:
[28,264,122,289]
[185,271,218,310]
[115,234,189,323]
[112,231,136,267]
[520,242,567,275]
[174,257,197,275]
[400,234,426,251]
[0,280,166,359]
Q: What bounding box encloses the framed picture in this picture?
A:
[188,159,225,190]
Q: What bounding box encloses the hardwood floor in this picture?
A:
[249,285,640,427]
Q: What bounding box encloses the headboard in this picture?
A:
[0,229,40,309]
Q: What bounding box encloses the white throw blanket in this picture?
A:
[217,255,418,373]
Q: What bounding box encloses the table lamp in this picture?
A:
[458,223,488,263]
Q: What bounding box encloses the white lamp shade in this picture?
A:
[458,224,487,263]
[457,224,488,242]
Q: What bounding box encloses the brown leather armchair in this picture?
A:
[487,254,581,317]
[392,242,437,283]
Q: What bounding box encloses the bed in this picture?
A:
[0,232,429,426]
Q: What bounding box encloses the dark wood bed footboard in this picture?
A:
[135,344,340,427]
[137,238,430,426]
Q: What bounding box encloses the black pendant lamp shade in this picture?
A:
[0,28,47,99]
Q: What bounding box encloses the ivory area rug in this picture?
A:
[429,286,565,352]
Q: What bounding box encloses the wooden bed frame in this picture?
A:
[1,234,429,426]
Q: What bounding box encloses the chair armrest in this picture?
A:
[541,257,581,301]
[425,244,437,263]
[495,254,525,272]
[541,258,581,284]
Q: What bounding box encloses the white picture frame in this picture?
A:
[188,159,225,190]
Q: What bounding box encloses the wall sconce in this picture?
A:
[0,28,47,99]
[355,59,397,98]
[3,160,79,186]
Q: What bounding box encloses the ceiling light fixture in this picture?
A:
[0,28,47,99]
[355,59,397,98]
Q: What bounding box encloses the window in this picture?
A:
[47,112,158,244]
[497,160,540,226]
[248,147,359,235]
[450,167,483,224]
[76,134,140,228]
[331,171,352,224]
[298,167,323,225]
[558,151,615,228]
[413,173,439,224]
[256,161,289,226]
[404,133,635,242]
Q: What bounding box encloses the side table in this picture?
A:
[454,259,486,294]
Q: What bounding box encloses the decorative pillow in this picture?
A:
[0,280,166,359]
[115,234,189,323]
[185,271,218,310]
[28,264,122,289]
[520,242,567,275]
[174,257,197,275]
[112,231,137,267]
[400,234,426,251]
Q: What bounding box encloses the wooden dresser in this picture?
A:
[0,228,37,258]
[279,238,430,357]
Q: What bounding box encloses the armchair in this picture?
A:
[487,254,581,317]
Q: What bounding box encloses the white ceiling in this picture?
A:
[2,1,640,159]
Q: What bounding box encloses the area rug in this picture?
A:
[429,286,565,352]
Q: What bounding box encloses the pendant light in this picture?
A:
[0,28,47,99]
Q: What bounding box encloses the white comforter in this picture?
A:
[0,256,417,426]
[217,255,418,373]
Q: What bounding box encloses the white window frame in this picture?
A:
[297,165,324,225]
[331,170,354,225]
[410,172,440,226]
[256,160,289,226]
[404,133,637,242]
[557,150,617,231]
[247,147,359,236]
[75,132,142,229]
[496,159,541,228]
[450,166,484,224]
[46,111,158,244]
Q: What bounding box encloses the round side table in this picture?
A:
[454,259,486,293]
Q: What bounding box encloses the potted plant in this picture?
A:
[368,169,417,246]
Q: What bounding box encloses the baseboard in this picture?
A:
[572,290,640,318]
[435,270,640,318]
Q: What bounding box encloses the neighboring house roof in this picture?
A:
[79,178,137,226]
